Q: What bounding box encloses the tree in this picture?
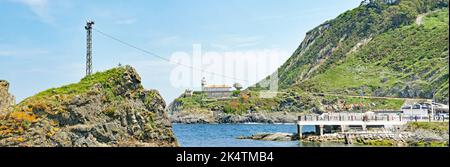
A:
[233,83,243,90]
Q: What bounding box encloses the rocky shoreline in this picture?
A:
[236,122,449,147]
[0,66,178,147]
[170,110,299,124]
[301,132,412,146]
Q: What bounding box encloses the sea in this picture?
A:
[172,123,360,147]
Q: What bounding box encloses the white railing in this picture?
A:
[298,113,448,122]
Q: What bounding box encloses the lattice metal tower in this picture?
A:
[85,20,95,76]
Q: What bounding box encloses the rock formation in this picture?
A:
[237,133,295,141]
[0,66,178,147]
[0,80,15,114]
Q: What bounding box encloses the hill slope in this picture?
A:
[257,0,449,103]
[0,66,178,147]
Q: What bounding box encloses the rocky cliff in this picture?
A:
[0,66,178,147]
[0,80,15,114]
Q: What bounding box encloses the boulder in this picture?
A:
[238,133,294,141]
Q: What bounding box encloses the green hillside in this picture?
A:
[304,8,449,102]
[171,0,449,115]
[257,0,449,103]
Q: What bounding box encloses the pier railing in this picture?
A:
[297,113,448,122]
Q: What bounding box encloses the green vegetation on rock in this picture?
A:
[174,91,280,115]
[356,139,396,146]
[259,0,449,103]
[1,66,178,147]
[274,0,448,83]
[406,122,449,147]
[307,8,449,101]
[412,140,448,147]
[171,89,405,115]
[33,67,126,98]
[406,122,449,133]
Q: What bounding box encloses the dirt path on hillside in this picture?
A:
[416,14,425,25]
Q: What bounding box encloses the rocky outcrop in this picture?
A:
[237,133,295,141]
[170,110,298,124]
[0,80,15,114]
[238,131,413,146]
[170,109,216,124]
[302,132,412,146]
[168,90,322,124]
[238,122,449,147]
[404,122,449,146]
[217,112,297,124]
[0,66,178,147]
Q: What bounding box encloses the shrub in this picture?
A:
[232,90,241,97]
[9,111,38,123]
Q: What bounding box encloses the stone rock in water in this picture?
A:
[238,133,294,141]
[0,66,178,147]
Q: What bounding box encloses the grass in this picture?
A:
[353,139,447,147]
[1,66,132,137]
[23,67,126,102]
[422,9,449,29]
[412,140,448,147]
[302,9,449,101]
[343,97,404,110]
[14,66,130,114]
[322,95,405,110]
[406,122,449,147]
[356,139,396,146]
[406,122,449,133]
[275,0,439,88]
[305,56,398,96]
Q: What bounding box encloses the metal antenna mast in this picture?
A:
[85,20,95,76]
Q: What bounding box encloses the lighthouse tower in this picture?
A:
[201,77,206,91]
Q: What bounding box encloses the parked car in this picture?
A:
[437,113,449,119]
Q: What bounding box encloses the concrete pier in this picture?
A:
[298,113,404,137]
[296,113,448,137]
[297,113,448,139]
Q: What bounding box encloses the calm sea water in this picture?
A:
[172,124,356,147]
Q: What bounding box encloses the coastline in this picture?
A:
[170,110,300,124]
[236,122,449,147]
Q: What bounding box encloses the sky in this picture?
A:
[0,0,361,103]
